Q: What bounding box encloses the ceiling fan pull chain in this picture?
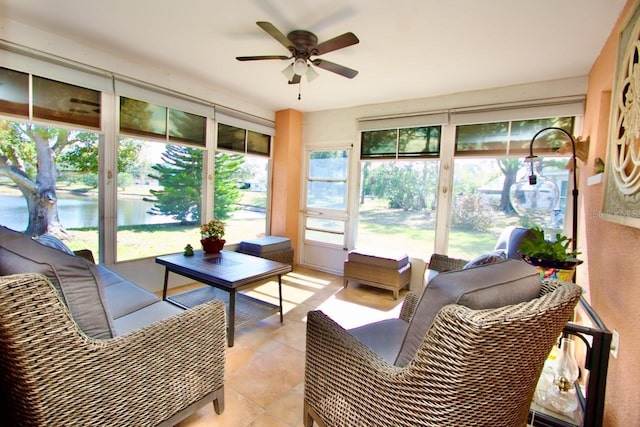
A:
[298,82,302,100]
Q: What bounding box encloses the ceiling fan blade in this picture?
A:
[312,59,358,79]
[288,74,302,85]
[256,21,292,50]
[314,32,359,55]
[236,55,290,61]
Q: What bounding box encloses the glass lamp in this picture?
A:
[545,337,580,413]
[509,158,560,224]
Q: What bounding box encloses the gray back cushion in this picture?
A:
[0,226,114,339]
[395,259,541,366]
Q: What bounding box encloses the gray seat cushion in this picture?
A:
[395,259,541,366]
[0,225,114,339]
[96,265,160,320]
[112,301,184,336]
[348,318,409,364]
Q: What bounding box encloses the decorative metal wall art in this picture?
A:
[603,2,640,228]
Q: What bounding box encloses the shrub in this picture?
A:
[451,194,493,231]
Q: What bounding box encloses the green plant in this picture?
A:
[519,227,580,261]
[200,219,225,240]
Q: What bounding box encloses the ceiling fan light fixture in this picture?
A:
[293,58,308,75]
[306,65,319,82]
[281,63,295,80]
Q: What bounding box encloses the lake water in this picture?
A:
[0,193,176,231]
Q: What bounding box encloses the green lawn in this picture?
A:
[61,195,521,263]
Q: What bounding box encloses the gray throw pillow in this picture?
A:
[463,250,507,269]
[34,233,75,255]
[0,226,114,338]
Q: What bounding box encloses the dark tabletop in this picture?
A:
[156,249,291,290]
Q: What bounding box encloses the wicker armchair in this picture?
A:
[0,273,226,427]
[303,279,581,426]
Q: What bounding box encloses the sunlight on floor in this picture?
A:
[169,265,408,427]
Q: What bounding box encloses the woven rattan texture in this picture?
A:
[238,248,294,266]
[427,253,469,272]
[0,273,226,426]
[303,279,581,427]
[343,261,411,299]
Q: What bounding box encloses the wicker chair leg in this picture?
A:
[213,386,225,414]
[304,402,327,427]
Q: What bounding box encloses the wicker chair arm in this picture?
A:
[399,290,420,322]
[305,310,401,375]
[0,273,226,426]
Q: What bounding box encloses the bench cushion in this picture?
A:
[347,249,409,270]
[238,236,291,255]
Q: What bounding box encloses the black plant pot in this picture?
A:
[520,254,583,270]
[521,254,583,281]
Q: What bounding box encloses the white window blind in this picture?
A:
[357,112,449,131]
[215,107,275,136]
[0,44,113,93]
[114,79,213,118]
[450,97,585,125]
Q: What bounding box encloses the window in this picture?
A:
[215,122,271,242]
[0,120,101,256]
[214,152,269,243]
[361,126,440,159]
[0,67,101,129]
[358,159,440,256]
[0,67,29,117]
[33,76,101,128]
[304,149,349,246]
[455,117,574,155]
[217,123,270,156]
[119,96,206,146]
[357,124,442,256]
[116,139,203,261]
[447,116,574,259]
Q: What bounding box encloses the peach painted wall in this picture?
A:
[582,1,640,425]
[271,109,302,260]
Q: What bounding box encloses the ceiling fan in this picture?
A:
[236,21,359,85]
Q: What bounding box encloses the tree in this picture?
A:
[497,158,520,214]
[0,121,93,236]
[214,152,244,220]
[0,120,142,236]
[363,162,438,211]
[145,147,244,223]
[145,145,203,224]
[58,137,141,179]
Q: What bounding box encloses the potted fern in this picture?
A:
[519,227,582,281]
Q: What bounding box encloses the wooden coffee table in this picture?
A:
[156,250,292,346]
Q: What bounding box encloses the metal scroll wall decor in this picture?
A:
[603,3,640,228]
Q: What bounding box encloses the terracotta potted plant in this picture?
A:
[200,219,226,254]
[519,227,582,281]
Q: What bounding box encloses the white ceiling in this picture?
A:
[0,0,627,114]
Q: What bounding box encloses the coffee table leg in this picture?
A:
[162,268,169,300]
[278,274,283,323]
[228,290,236,347]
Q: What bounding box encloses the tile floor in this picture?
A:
[169,266,408,427]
